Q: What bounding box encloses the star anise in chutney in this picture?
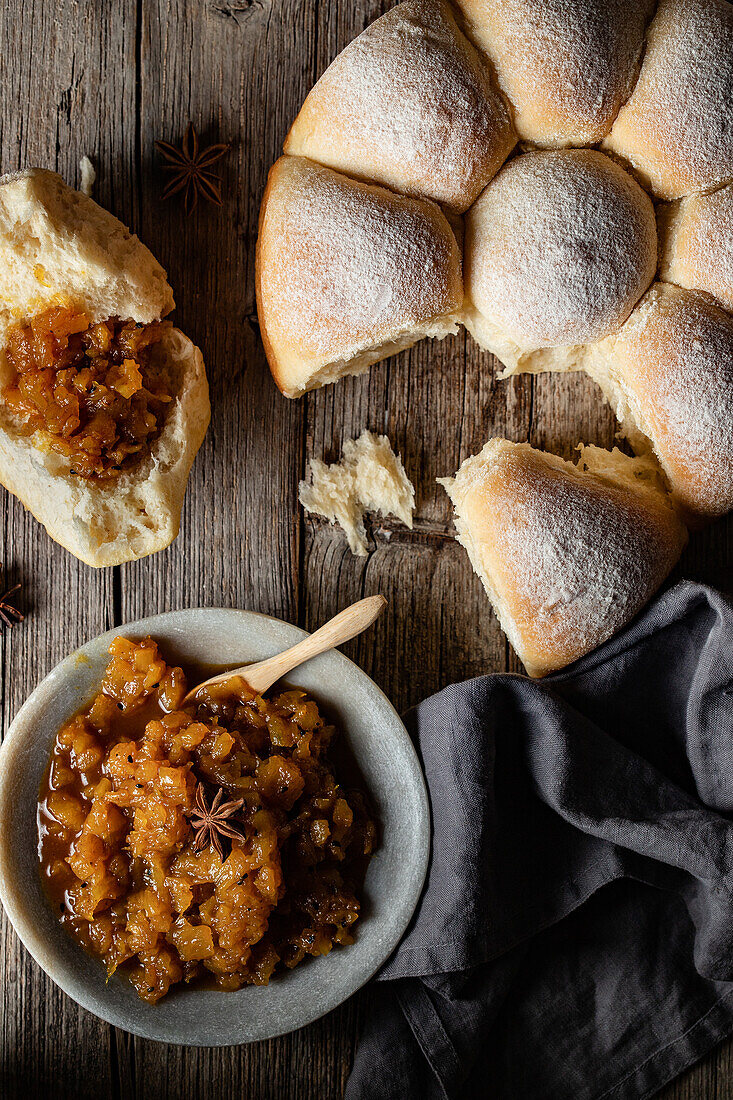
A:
[185,783,245,859]
[155,122,229,215]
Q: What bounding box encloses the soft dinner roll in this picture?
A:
[439,439,686,678]
[589,283,733,522]
[0,169,210,567]
[658,185,733,314]
[603,0,733,200]
[256,156,463,398]
[284,0,515,214]
[453,0,653,147]
[463,150,656,374]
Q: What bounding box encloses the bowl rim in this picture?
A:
[0,606,431,1045]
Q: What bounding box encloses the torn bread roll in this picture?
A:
[284,0,515,214]
[463,150,656,375]
[0,169,210,567]
[589,283,733,522]
[658,185,733,314]
[256,156,463,398]
[439,438,686,678]
[454,0,653,148]
[299,431,415,556]
[603,0,733,200]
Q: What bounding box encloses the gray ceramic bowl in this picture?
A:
[0,608,430,1045]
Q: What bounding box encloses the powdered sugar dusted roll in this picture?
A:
[285,0,515,214]
[658,185,733,314]
[256,156,463,398]
[464,150,656,374]
[454,0,653,147]
[590,283,733,522]
[439,439,686,678]
[603,0,733,199]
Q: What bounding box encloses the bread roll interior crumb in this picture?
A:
[299,431,415,556]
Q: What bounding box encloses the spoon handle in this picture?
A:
[244,595,387,695]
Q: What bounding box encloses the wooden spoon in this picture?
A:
[182,595,387,705]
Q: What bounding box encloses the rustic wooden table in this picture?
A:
[1,1,732,1097]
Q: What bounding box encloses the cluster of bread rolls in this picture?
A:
[257,0,733,676]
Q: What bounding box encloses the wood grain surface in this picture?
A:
[1,1,731,1097]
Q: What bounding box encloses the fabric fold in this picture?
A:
[347,582,733,1100]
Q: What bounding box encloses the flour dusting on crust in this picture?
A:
[440,440,685,677]
[465,150,656,349]
[256,157,463,397]
[590,283,733,520]
[604,0,733,199]
[285,0,515,212]
[659,185,733,313]
[455,0,653,147]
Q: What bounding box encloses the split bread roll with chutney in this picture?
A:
[658,185,733,313]
[284,0,515,214]
[453,0,654,148]
[588,283,733,523]
[463,150,657,375]
[439,439,687,678]
[256,156,463,398]
[603,0,733,200]
[0,169,210,567]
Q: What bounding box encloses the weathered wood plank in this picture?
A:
[0,0,134,1094]
[1,0,732,1096]
[117,0,319,1096]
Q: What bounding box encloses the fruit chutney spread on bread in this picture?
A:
[3,307,173,480]
[0,168,209,566]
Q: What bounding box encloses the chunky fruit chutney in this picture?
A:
[3,305,173,479]
[37,637,376,1003]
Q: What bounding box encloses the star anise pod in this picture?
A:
[0,581,23,628]
[185,783,245,859]
[155,122,229,215]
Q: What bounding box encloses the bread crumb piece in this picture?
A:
[79,156,96,197]
[299,431,415,556]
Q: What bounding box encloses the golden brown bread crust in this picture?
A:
[284,0,515,213]
[0,169,210,566]
[464,150,657,360]
[454,0,654,147]
[0,328,210,568]
[658,185,733,313]
[603,0,733,199]
[256,156,463,398]
[440,439,687,677]
[590,283,733,523]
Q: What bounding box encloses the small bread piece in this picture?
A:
[299,431,415,557]
[439,439,686,677]
[256,157,462,398]
[284,0,515,214]
[0,169,209,567]
[658,185,733,313]
[603,0,733,200]
[453,0,653,147]
[463,150,656,374]
[589,283,733,523]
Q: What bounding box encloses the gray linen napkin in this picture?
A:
[347,581,733,1100]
